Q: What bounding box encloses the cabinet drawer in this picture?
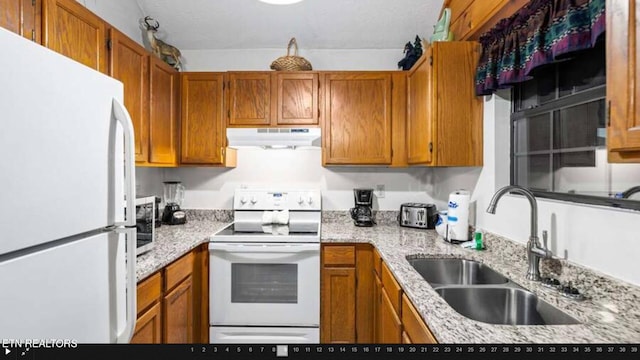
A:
[137,272,162,315]
[402,294,437,344]
[164,251,194,291]
[373,248,382,276]
[323,245,356,266]
[381,262,402,315]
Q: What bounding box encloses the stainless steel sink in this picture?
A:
[434,287,580,325]
[406,257,509,286]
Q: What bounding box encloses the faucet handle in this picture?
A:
[542,230,548,249]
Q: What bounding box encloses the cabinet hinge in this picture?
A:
[430,56,433,66]
[32,0,35,6]
[31,29,35,42]
[228,109,230,118]
[106,39,112,51]
[429,142,433,153]
[607,100,611,127]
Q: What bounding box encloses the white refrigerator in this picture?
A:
[0,28,137,343]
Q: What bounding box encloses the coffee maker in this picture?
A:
[350,188,376,227]
[162,181,187,225]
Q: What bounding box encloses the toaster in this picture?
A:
[399,203,438,229]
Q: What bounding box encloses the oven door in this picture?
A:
[209,242,320,327]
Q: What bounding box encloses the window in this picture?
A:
[511,40,640,210]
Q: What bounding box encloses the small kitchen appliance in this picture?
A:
[399,203,438,229]
[350,188,375,227]
[135,196,156,255]
[162,181,187,225]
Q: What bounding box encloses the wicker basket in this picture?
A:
[270,38,312,71]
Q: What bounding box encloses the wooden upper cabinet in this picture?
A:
[407,47,433,165]
[109,29,150,164]
[149,56,179,166]
[322,72,393,165]
[444,0,528,41]
[42,0,107,73]
[407,42,482,166]
[180,72,226,165]
[228,72,271,126]
[274,72,319,125]
[0,0,41,43]
[607,0,640,162]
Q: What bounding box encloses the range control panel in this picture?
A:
[233,189,322,211]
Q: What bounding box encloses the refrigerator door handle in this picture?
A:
[112,98,136,227]
[116,227,137,343]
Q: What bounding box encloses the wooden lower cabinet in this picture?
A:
[401,294,437,344]
[321,244,375,343]
[320,244,438,344]
[131,272,163,343]
[164,276,194,343]
[131,302,162,344]
[131,245,208,344]
[380,287,402,343]
[321,244,356,343]
[321,266,356,343]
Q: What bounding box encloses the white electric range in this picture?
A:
[208,189,321,344]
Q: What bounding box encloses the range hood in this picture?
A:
[226,128,321,149]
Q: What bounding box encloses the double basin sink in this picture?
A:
[406,257,580,326]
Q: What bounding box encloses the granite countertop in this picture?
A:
[321,213,640,344]
[134,210,640,343]
[135,210,231,282]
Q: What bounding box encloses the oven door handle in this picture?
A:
[209,243,319,253]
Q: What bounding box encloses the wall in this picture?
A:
[76,0,145,45]
[138,150,434,211]
[431,92,640,287]
[180,48,405,71]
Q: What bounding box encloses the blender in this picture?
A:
[162,181,187,225]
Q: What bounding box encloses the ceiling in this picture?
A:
[136,0,445,50]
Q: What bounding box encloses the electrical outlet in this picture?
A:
[376,184,385,198]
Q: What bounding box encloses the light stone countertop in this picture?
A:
[134,210,640,343]
[135,210,231,282]
[321,213,640,344]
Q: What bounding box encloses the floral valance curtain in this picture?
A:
[475,0,606,96]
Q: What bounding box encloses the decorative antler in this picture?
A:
[144,16,159,31]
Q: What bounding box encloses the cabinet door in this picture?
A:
[407,53,433,164]
[149,56,178,166]
[0,0,41,43]
[228,72,271,126]
[130,302,162,344]
[380,287,402,344]
[607,0,640,162]
[163,276,194,343]
[274,72,319,125]
[373,271,382,343]
[109,29,149,164]
[401,294,437,344]
[323,73,393,165]
[181,73,225,165]
[320,267,356,343]
[42,0,106,73]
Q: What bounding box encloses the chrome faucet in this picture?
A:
[486,185,553,281]
[620,185,640,199]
